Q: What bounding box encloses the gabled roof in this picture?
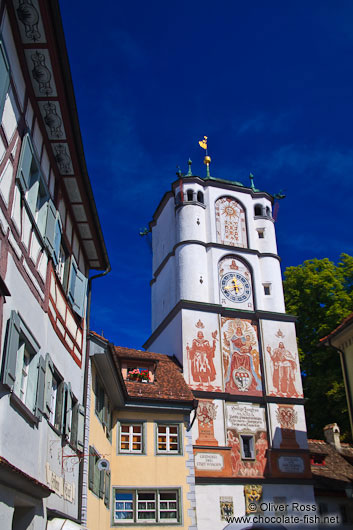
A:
[308,439,353,491]
[112,346,195,404]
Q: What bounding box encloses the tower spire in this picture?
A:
[199,135,211,177]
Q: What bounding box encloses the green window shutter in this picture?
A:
[104,470,111,507]
[2,311,21,389]
[77,404,85,452]
[65,382,72,438]
[44,199,58,260]
[70,401,79,448]
[0,39,10,123]
[44,353,54,416]
[55,381,65,433]
[68,258,88,318]
[88,446,95,491]
[35,356,46,417]
[17,135,34,192]
[99,469,105,499]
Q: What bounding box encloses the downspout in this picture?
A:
[327,338,353,441]
[79,265,111,528]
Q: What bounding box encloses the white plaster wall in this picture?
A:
[253,217,278,254]
[151,255,177,330]
[258,256,285,312]
[147,312,182,363]
[0,254,85,518]
[268,403,308,449]
[152,196,176,273]
[177,243,208,303]
[177,202,207,243]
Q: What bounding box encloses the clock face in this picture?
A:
[221,272,251,303]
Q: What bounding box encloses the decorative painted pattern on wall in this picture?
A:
[226,402,268,478]
[215,196,247,248]
[185,317,222,392]
[261,321,303,398]
[221,317,262,396]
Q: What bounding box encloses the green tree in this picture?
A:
[283,253,353,441]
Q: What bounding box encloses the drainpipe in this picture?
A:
[327,338,353,441]
[79,265,111,528]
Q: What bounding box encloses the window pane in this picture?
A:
[169,426,178,434]
[133,425,141,433]
[158,426,167,433]
[121,425,129,433]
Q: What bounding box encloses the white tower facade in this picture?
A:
[145,170,315,530]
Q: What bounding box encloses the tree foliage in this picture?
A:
[283,253,353,441]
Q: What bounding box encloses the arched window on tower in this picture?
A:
[254,204,263,216]
[197,191,204,204]
[175,192,181,205]
[187,189,194,202]
[265,206,272,218]
[215,197,248,248]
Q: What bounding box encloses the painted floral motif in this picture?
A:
[215,197,247,247]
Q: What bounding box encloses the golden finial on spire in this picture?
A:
[199,136,211,177]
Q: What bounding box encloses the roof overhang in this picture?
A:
[6,0,109,270]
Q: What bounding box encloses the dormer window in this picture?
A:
[121,362,156,383]
[310,454,326,466]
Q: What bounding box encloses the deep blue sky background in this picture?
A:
[59,0,353,350]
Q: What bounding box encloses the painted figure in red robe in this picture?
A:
[227,430,241,475]
[187,331,216,384]
[267,342,298,397]
[255,432,268,476]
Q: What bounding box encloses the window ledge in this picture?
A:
[175,200,206,210]
[10,392,39,426]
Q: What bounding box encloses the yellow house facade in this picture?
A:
[86,332,198,530]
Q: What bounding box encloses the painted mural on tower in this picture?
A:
[226,402,268,478]
[261,321,303,398]
[215,196,247,248]
[221,317,262,396]
[185,314,222,392]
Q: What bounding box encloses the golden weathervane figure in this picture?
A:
[198,135,211,177]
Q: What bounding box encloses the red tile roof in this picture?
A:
[320,312,353,343]
[112,346,195,403]
[308,440,353,489]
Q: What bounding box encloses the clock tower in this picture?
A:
[144,160,315,530]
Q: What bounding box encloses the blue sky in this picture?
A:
[59,0,353,349]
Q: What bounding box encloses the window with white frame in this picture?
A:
[119,424,143,453]
[157,424,180,454]
[114,489,179,524]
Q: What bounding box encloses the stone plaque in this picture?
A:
[226,402,265,432]
[278,456,304,474]
[195,452,224,471]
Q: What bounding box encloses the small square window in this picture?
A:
[119,423,143,453]
[263,284,271,295]
[157,424,180,454]
[257,229,265,239]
